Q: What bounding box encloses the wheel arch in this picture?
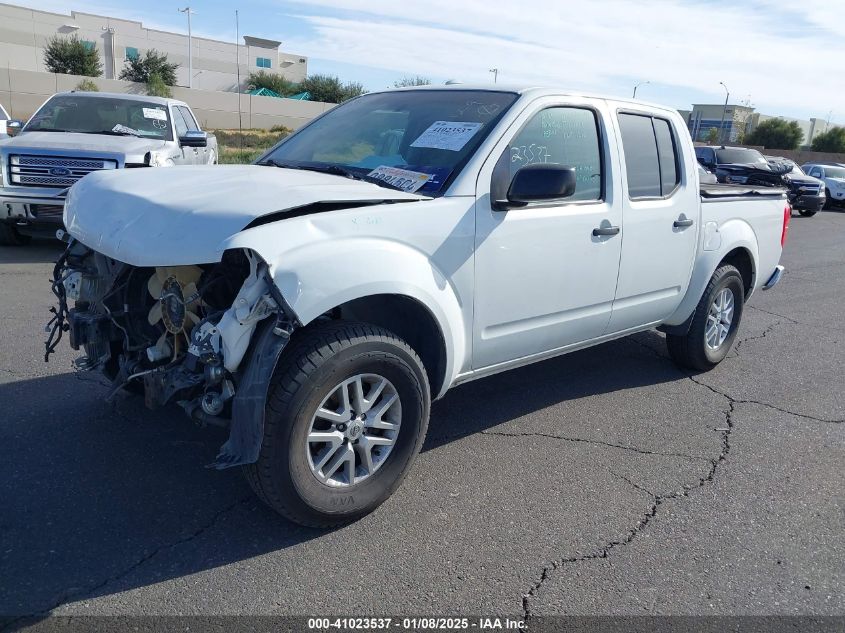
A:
[321,293,449,399]
[663,222,759,329]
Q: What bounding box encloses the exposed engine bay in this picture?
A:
[45,237,297,467]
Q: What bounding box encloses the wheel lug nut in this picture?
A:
[361,414,367,421]
[338,423,347,432]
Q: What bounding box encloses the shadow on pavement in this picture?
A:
[0,326,682,618]
[0,238,64,265]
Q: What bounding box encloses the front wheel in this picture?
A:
[667,265,745,371]
[244,321,430,527]
[798,209,817,217]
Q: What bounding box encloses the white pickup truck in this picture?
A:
[47,86,788,527]
[0,91,216,245]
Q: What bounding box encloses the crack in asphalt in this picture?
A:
[0,497,252,631]
[732,321,781,356]
[477,429,707,461]
[520,387,736,623]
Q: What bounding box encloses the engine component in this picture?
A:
[146,337,172,363]
[216,254,277,372]
[63,271,104,304]
[147,266,204,359]
[67,308,114,350]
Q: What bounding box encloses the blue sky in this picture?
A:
[21,0,843,122]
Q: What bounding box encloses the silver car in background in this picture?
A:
[0,91,217,245]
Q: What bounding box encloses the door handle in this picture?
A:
[673,217,694,228]
[592,226,620,237]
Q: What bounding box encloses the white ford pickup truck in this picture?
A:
[47,86,788,527]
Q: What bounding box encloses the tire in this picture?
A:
[824,189,833,210]
[798,209,817,217]
[0,223,32,246]
[244,321,430,527]
[666,265,745,371]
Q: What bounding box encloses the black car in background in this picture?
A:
[695,145,824,216]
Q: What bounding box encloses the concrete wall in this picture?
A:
[0,2,307,92]
[0,67,335,131]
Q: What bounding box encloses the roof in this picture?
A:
[243,36,281,49]
[247,87,282,98]
[55,91,187,107]
[374,84,680,115]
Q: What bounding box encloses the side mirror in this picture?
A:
[179,130,208,148]
[507,164,577,206]
[6,120,23,136]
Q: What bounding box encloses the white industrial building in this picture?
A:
[0,2,308,92]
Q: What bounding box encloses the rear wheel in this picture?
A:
[667,265,745,371]
[798,209,817,217]
[0,223,32,246]
[244,321,430,527]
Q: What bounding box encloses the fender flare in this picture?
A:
[663,219,759,328]
[265,238,467,395]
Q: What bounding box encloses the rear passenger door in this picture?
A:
[605,111,699,333]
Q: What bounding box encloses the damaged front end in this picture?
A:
[45,237,298,468]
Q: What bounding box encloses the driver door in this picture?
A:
[171,107,198,165]
[472,98,624,369]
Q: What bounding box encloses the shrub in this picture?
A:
[74,78,99,92]
[44,35,102,77]
[121,50,178,86]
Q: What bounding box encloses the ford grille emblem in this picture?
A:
[50,167,71,177]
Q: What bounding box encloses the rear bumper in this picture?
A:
[763,265,785,291]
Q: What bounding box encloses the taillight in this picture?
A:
[781,203,791,247]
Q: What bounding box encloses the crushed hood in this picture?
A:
[64,165,427,266]
[0,131,167,160]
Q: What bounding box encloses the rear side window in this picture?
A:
[618,113,681,199]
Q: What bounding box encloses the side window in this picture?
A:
[653,118,680,195]
[507,107,602,202]
[177,106,199,132]
[172,107,189,138]
[618,113,680,199]
[810,167,822,178]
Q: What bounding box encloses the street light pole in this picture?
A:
[489,68,498,83]
[718,81,730,144]
[632,80,649,99]
[179,7,194,89]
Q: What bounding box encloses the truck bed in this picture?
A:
[700,183,787,200]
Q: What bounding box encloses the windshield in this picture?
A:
[715,148,769,166]
[825,167,845,179]
[261,90,519,194]
[24,95,172,140]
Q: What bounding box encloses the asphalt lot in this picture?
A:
[1,210,843,624]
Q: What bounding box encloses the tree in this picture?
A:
[43,35,102,77]
[811,126,845,153]
[74,78,99,92]
[706,127,720,145]
[300,74,366,103]
[120,49,178,86]
[146,73,172,98]
[246,71,301,96]
[745,118,803,150]
[394,75,431,87]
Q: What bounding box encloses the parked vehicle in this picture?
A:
[0,91,217,245]
[694,145,825,214]
[46,87,788,527]
[0,102,10,139]
[802,163,845,208]
[698,164,717,184]
[765,156,826,216]
[694,145,773,184]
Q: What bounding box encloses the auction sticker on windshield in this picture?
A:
[143,107,167,121]
[410,121,483,151]
[366,166,431,193]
